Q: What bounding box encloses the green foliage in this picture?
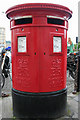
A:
[74,44,77,49]
[78,42,80,49]
[74,42,80,50]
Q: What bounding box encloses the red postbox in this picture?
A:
[6,3,72,118]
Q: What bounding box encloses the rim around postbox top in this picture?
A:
[6,3,72,20]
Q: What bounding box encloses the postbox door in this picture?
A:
[12,28,41,93]
[38,27,67,92]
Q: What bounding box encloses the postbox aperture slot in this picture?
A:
[17,36,27,53]
[47,18,64,25]
[53,36,62,52]
[15,18,32,25]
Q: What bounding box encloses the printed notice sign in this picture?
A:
[18,36,26,52]
[53,37,61,52]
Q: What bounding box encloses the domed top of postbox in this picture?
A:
[6,3,72,20]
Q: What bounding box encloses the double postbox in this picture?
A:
[6,3,72,118]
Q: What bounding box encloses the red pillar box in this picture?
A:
[6,3,72,118]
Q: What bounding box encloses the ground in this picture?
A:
[0,71,80,119]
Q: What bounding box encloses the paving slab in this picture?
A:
[2,96,13,118]
[0,98,2,120]
[72,112,78,118]
[74,96,79,102]
[67,98,78,114]
[78,93,80,102]
[68,93,78,98]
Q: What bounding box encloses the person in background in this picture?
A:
[0,48,9,97]
[67,37,74,53]
[67,37,77,94]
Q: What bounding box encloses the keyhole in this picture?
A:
[21,28,24,31]
[56,29,58,31]
[44,52,46,55]
[34,52,36,55]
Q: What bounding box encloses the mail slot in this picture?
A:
[6,3,72,118]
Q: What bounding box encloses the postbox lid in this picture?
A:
[6,3,72,20]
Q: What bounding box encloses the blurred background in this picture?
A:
[0,0,79,53]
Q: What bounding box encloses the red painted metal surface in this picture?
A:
[6,3,72,93]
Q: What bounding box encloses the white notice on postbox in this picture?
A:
[18,36,26,52]
[53,37,61,52]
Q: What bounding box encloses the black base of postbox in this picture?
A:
[12,88,67,119]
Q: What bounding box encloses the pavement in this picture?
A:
[0,73,80,120]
